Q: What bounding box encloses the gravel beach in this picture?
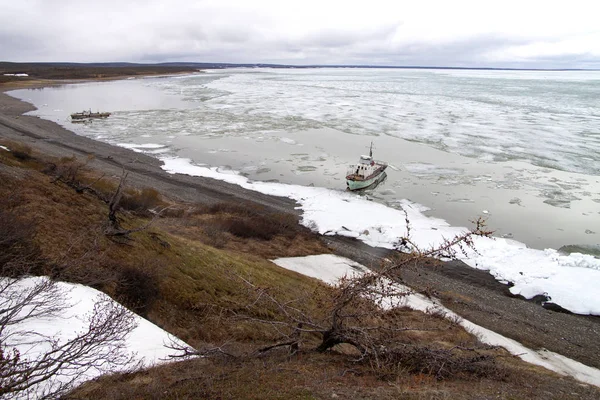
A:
[1,85,599,372]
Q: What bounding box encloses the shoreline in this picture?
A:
[10,71,600,252]
[2,80,600,372]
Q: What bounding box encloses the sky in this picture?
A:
[1,0,599,69]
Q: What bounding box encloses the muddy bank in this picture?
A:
[1,86,599,372]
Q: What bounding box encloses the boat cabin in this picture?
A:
[359,155,374,165]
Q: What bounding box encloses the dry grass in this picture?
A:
[66,350,600,400]
[155,202,330,259]
[3,141,600,399]
[0,145,330,347]
[120,187,165,215]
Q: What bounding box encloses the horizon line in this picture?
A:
[1,61,599,72]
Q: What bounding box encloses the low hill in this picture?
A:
[2,138,599,399]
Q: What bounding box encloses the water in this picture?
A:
[10,68,600,252]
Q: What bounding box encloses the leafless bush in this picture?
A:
[202,225,228,248]
[0,191,140,398]
[182,201,302,242]
[0,277,138,399]
[120,188,164,215]
[45,155,110,202]
[172,217,495,380]
[46,156,84,183]
[0,197,44,277]
[219,216,281,240]
[115,263,162,317]
[9,143,32,161]
[378,345,504,380]
[103,170,170,239]
[205,202,258,216]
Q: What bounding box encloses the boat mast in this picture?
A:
[369,141,373,158]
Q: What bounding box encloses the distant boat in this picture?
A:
[70,110,111,120]
[346,142,388,191]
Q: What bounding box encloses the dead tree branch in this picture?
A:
[0,277,138,399]
[228,217,498,379]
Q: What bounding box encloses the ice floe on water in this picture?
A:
[162,157,600,316]
[8,70,599,253]
[7,70,599,314]
[279,137,298,145]
[116,142,169,153]
[272,254,600,388]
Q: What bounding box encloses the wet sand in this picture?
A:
[1,86,599,373]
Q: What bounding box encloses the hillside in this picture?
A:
[2,138,600,399]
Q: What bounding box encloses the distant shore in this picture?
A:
[1,77,600,372]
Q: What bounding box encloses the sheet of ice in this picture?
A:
[2,277,187,398]
[272,254,600,388]
[279,137,297,145]
[202,68,600,176]
[116,142,168,152]
[161,157,600,315]
[8,70,599,253]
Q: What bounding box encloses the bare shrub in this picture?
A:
[0,277,137,399]
[266,212,300,239]
[205,202,300,241]
[219,216,281,240]
[0,196,43,277]
[171,217,497,381]
[120,188,163,215]
[103,171,169,239]
[45,156,82,183]
[378,345,505,380]
[160,207,186,218]
[202,225,228,248]
[0,185,140,398]
[9,143,32,161]
[206,202,257,216]
[115,263,162,317]
[45,155,111,201]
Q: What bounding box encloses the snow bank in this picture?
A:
[272,254,600,388]
[161,157,600,315]
[2,277,187,398]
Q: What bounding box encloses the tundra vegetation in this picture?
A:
[0,139,598,399]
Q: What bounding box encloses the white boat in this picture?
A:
[345,143,388,191]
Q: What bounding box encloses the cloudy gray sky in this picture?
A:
[1,0,599,68]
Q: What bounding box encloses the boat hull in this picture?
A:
[346,170,387,191]
[70,112,111,120]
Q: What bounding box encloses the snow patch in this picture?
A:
[272,254,600,388]
[3,277,187,398]
[161,157,600,315]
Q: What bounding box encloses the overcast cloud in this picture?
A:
[1,0,599,68]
